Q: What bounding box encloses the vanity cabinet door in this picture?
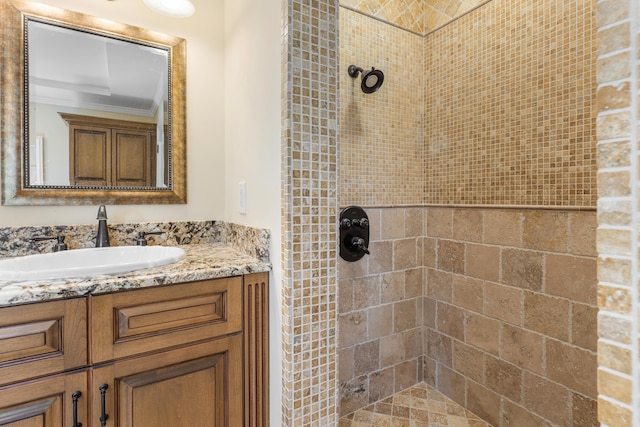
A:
[90,335,243,427]
[0,370,88,427]
[0,298,87,386]
[90,277,242,364]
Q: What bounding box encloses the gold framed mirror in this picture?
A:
[1,0,187,205]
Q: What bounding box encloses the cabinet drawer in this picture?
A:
[0,298,87,386]
[90,277,242,363]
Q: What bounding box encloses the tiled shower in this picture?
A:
[280,0,640,425]
[338,0,598,425]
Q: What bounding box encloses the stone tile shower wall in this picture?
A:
[595,0,640,425]
[423,208,598,426]
[281,0,339,425]
[339,7,424,207]
[338,208,425,415]
[338,0,600,425]
[423,0,598,207]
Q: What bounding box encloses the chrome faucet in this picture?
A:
[95,205,110,247]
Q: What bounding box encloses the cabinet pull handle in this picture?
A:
[72,391,82,427]
[99,384,109,427]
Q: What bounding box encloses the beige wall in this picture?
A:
[595,0,640,425]
[0,0,226,225]
[223,0,282,424]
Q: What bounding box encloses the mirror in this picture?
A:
[1,0,187,205]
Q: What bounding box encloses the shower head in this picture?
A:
[348,65,384,94]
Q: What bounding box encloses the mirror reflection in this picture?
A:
[27,19,170,189]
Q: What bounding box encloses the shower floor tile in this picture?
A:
[338,383,493,427]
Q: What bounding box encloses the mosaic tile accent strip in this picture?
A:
[282,0,339,425]
[595,0,640,425]
[339,383,492,427]
[340,7,424,207]
[424,0,597,207]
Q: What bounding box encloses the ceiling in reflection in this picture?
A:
[340,0,489,34]
[29,21,167,117]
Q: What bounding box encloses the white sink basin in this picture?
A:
[0,246,186,281]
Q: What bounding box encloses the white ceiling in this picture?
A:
[28,20,168,117]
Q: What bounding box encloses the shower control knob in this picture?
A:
[352,218,369,228]
[351,237,370,255]
[340,218,352,229]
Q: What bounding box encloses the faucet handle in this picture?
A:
[134,231,163,246]
[32,235,68,252]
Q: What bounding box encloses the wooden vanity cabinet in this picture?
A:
[0,370,89,427]
[91,335,243,427]
[89,276,245,427]
[0,298,87,386]
[0,298,88,427]
[0,272,269,427]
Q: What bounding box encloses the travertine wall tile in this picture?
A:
[483,209,521,247]
[571,303,598,351]
[598,83,632,112]
[501,324,544,374]
[598,340,632,374]
[336,0,603,424]
[466,244,499,282]
[598,368,632,404]
[522,211,569,252]
[545,339,597,397]
[597,284,632,313]
[466,381,501,427]
[522,372,571,426]
[545,254,597,304]
[483,282,522,325]
[485,355,522,401]
[421,209,597,426]
[598,397,633,427]
[524,292,570,341]
[501,249,544,291]
[338,207,426,415]
[598,139,632,168]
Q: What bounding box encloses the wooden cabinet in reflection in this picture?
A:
[60,113,157,187]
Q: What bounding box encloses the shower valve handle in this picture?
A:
[351,237,370,255]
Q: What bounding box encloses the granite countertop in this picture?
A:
[0,243,271,307]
